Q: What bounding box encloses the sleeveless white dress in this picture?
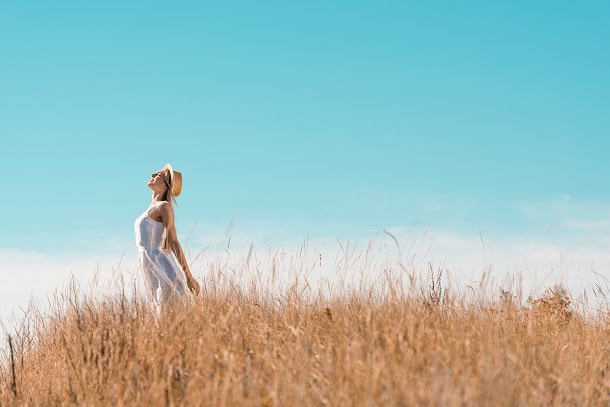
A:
[134,202,192,306]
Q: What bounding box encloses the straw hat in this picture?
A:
[159,164,182,197]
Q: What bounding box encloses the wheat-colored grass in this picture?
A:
[1,255,609,406]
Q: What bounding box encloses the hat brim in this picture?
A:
[160,164,182,197]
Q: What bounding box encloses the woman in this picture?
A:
[134,164,200,307]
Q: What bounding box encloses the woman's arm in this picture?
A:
[159,202,201,295]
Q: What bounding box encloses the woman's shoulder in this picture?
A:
[150,200,173,212]
[156,200,174,213]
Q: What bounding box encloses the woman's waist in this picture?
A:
[135,234,165,250]
[137,244,164,252]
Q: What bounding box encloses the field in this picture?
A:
[1,247,610,406]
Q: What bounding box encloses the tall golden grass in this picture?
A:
[1,252,610,406]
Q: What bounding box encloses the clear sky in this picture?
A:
[1,1,609,308]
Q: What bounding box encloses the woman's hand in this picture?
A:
[187,276,201,296]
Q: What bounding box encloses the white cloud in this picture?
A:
[517,197,610,231]
[563,218,610,232]
[0,248,139,331]
[3,217,610,337]
[160,222,610,307]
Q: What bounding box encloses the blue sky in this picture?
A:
[1,1,609,259]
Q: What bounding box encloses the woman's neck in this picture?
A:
[151,191,166,204]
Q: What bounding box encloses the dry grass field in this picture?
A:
[1,252,610,406]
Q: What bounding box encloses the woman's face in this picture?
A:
[148,171,169,192]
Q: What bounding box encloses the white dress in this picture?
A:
[134,202,192,306]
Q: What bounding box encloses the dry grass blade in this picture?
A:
[7,334,17,398]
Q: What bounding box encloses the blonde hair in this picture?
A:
[160,168,176,206]
[161,168,176,250]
